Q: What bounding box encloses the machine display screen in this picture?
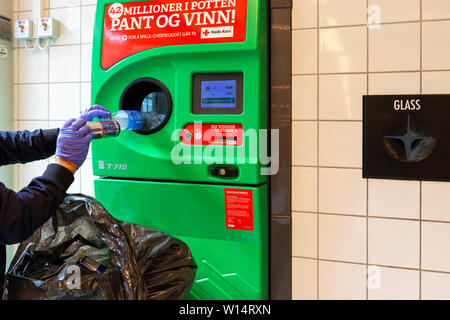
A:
[201,80,237,109]
[193,73,243,114]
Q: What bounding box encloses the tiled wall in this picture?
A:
[12,0,97,196]
[292,0,450,299]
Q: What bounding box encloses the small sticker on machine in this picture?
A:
[200,26,234,39]
[224,188,253,231]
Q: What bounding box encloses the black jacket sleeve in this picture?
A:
[0,163,74,244]
[0,129,59,165]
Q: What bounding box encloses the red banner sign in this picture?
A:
[224,188,253,231]
[102,0,248,69]
[180,123,243,146]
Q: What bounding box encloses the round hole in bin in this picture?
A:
[119,78,172,135]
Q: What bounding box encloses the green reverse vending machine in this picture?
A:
[91,0,268,299]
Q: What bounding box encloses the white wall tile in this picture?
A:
[13,85,18,120]
[18,0,33,11]
[292,121,317,166]
[81,0,96,5]
[292,75,317,120]
[67,169,80,194]
[81,44,92,81]
[422,0,450,20]
[422,21,450,71]
[422,71,450,94]
[368,0,420,23]
[319,0,366,27]
[367,266,419,300]
[81,5,95,43]
[292,212,317,258]
[319,26,366,73]
[49,83,80,120]
[422,222,450,272]
[80,160,95,197]
[368,72,421,94]
[319,214,366,263]
[80,82,91,108]
[319,74,366,121]
[18,48,48,83]
[422,271,450,300]
[422,182,450,222]
[292,258,317,300]
[368,218,419,268]
[50,6,81,45]
[18,120,49,131]
[292,0,317,29]
[369,23,420,72]
[368,179,420,219]
[18,84,48,120]
[319,261,366,300]
[319,121,362,168]
[292,167,317,212]
[292,29,317,74]
[50,0,80,8]
[49,45,80,82]
[319,168,366,215]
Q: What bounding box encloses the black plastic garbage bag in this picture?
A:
[2,194,197,300]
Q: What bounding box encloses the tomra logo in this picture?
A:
[108,3,124,19]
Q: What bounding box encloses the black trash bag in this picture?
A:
[2,194,197,300]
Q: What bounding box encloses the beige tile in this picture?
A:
[319,168,366,215]
[80,160,95,197]
[81,4,96,43]
[292,258,317,300]
[318,261,366,300]
[367,266,419,300]
[18,159,49,190]
[319,0,366,27]
[292,212,317,258]
[319,26,366,73]
[368,72,421,95]
[18,84,48,120]
[292,167,317,212]
[423,0,450,20]
[368,179,420,219]
[49,83,80,120]
[319,121,362,168]
[292,29,317,74]
[423,21,450,71]
[319,214,366,263]
[319,74,366,120]
[368,0,420,23]
[50,6,81,45]
[49,45,81,83]
[369,23,420,72]
[292,75,317,120]
[422,71,450,94]
[292,0,317,29]
[422,182,450,222]
[292,121,317,166]
[422,271,450,300]
[422,222,450,272]
[18,48,48,84]
[368,218,419,268]
[18,120,49,131]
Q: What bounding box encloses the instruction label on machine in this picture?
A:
[224,188,253,231]
[102,0,248,69]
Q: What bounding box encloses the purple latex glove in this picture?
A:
[55,118,92,168]
[79,105,111,121]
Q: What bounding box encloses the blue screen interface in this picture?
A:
[200,80,237,108]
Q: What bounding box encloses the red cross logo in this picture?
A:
[202,29,209,37]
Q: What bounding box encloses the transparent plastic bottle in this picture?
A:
[110,110,165,131]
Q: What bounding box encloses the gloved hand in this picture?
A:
[79,105,111,121]
[55,118,92,169]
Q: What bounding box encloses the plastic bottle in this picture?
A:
[78,254,112,274]
[109,110,165,131]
